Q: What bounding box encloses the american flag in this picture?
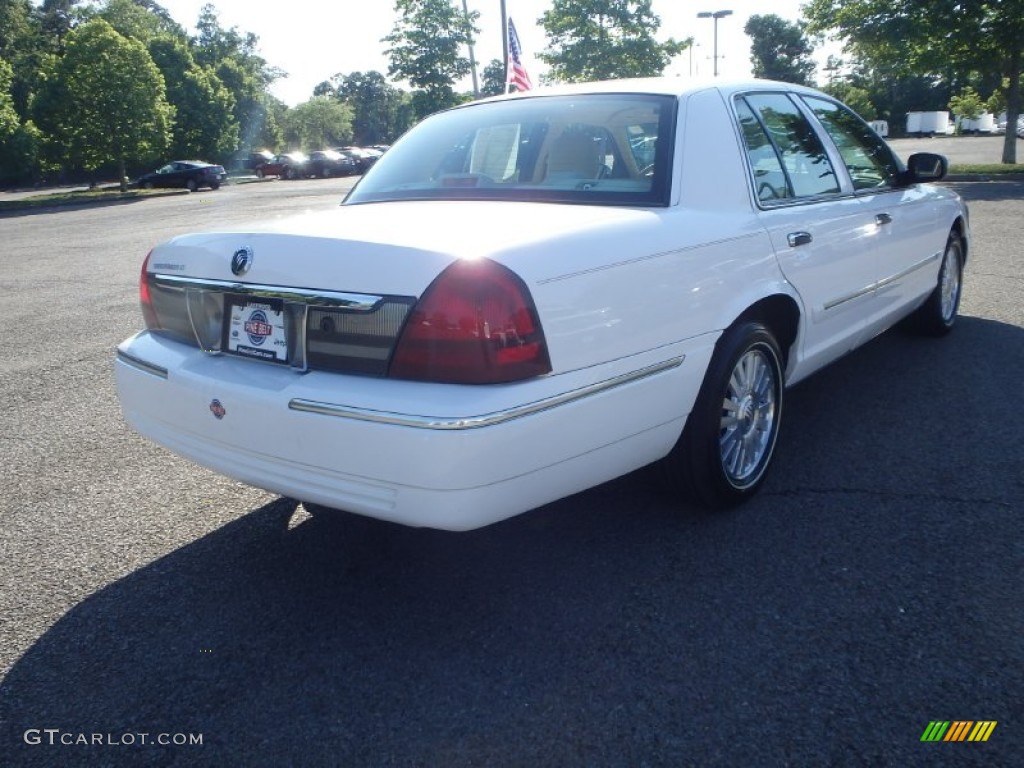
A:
[507,18,533,92]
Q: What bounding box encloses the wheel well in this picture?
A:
[735,295,800,368]
[951,217,968,264]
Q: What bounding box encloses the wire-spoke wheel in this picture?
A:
[661,321,784,509]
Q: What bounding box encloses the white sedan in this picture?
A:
[115,78,969,530]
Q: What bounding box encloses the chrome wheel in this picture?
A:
[661,321,784,509]
[720,348,777,485]
[939,242,962,323]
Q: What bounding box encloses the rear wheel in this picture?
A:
[210,182,220,190]
[662,322,784,509]
[255,168,265,178]
[185,179,197,192]
[142,181,154,190]
[285,167,297,180]
[912,233,963,336]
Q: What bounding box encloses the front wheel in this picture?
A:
[185,179,197,192]
[912,233,963,336]
[661,322,784,509]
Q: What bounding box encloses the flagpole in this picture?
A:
[501,0,509,94]
[462,0,480,97]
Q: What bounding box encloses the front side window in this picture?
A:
[346,94,676,207]
[740,93,840,199]
[802,96,902,191]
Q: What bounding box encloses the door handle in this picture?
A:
[875,213,893,226]
[787,231,813,248]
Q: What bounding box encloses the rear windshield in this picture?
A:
[345,93,676,207]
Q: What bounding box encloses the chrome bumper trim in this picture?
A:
[116,349,169,379]
[289,356,685,430]
[150,274,385,311]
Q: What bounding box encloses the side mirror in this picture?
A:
[904,152,948,183]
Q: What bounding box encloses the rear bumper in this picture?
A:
[115,331,714,530]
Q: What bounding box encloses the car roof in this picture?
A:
[472,76,828,104]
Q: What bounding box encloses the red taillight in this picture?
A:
[390,259,552,384]
[139,250,160,329]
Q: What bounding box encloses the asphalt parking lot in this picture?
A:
[0,176,1021,766]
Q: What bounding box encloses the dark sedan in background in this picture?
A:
[307,150,359,178]
[136,161,227,191]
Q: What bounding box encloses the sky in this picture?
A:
[155,0,823,106]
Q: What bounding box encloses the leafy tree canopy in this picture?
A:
[745,14,816,86]
[32,18,173,187]
[98,0,184,44]
[480,58,505,97]
[538,0,687,83]
[149,36,238,160]
[283,96,353,150]
[383,0,478,117]
[804,0,1023,162]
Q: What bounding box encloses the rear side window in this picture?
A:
[735,99,790,203]
[737,93,840,200]
[802,96,902,191]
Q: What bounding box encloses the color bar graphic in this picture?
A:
[921,720,996,742]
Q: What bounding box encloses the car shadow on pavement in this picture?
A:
[1,318,1021,767]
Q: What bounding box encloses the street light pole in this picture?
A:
[697,10,733,77]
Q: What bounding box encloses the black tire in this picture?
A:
[662,322,784,509]
[210,182,220,190]
[185,178,197,192]
[285,167,297,180]
[912,232,963,336]
[142,181,154,190]
[255,168,265,179]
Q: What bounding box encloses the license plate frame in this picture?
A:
[224,297,289,363]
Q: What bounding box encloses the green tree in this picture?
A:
[480,59,505,97]
[99,0,184,44]
[745,14,816,85]
[36,0,84,53]
[0,57,19,137]
[148,37,238,160]
[282,96,353,149]
[948,85,986,123]
[190,4,281,152]
[538,0,687,83]
[383,0,478,118]
[804,0,1023,163]
[32,19,172,189]
[1,0,44,113]
[821,81,876,120]
[334,71,414,144]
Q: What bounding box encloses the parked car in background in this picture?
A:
[334,147,379,173]
[242,149,274,170]
[256,153,309,179]
[116,78,969,531]
[307,150,359,178]
[136,161,227,191]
